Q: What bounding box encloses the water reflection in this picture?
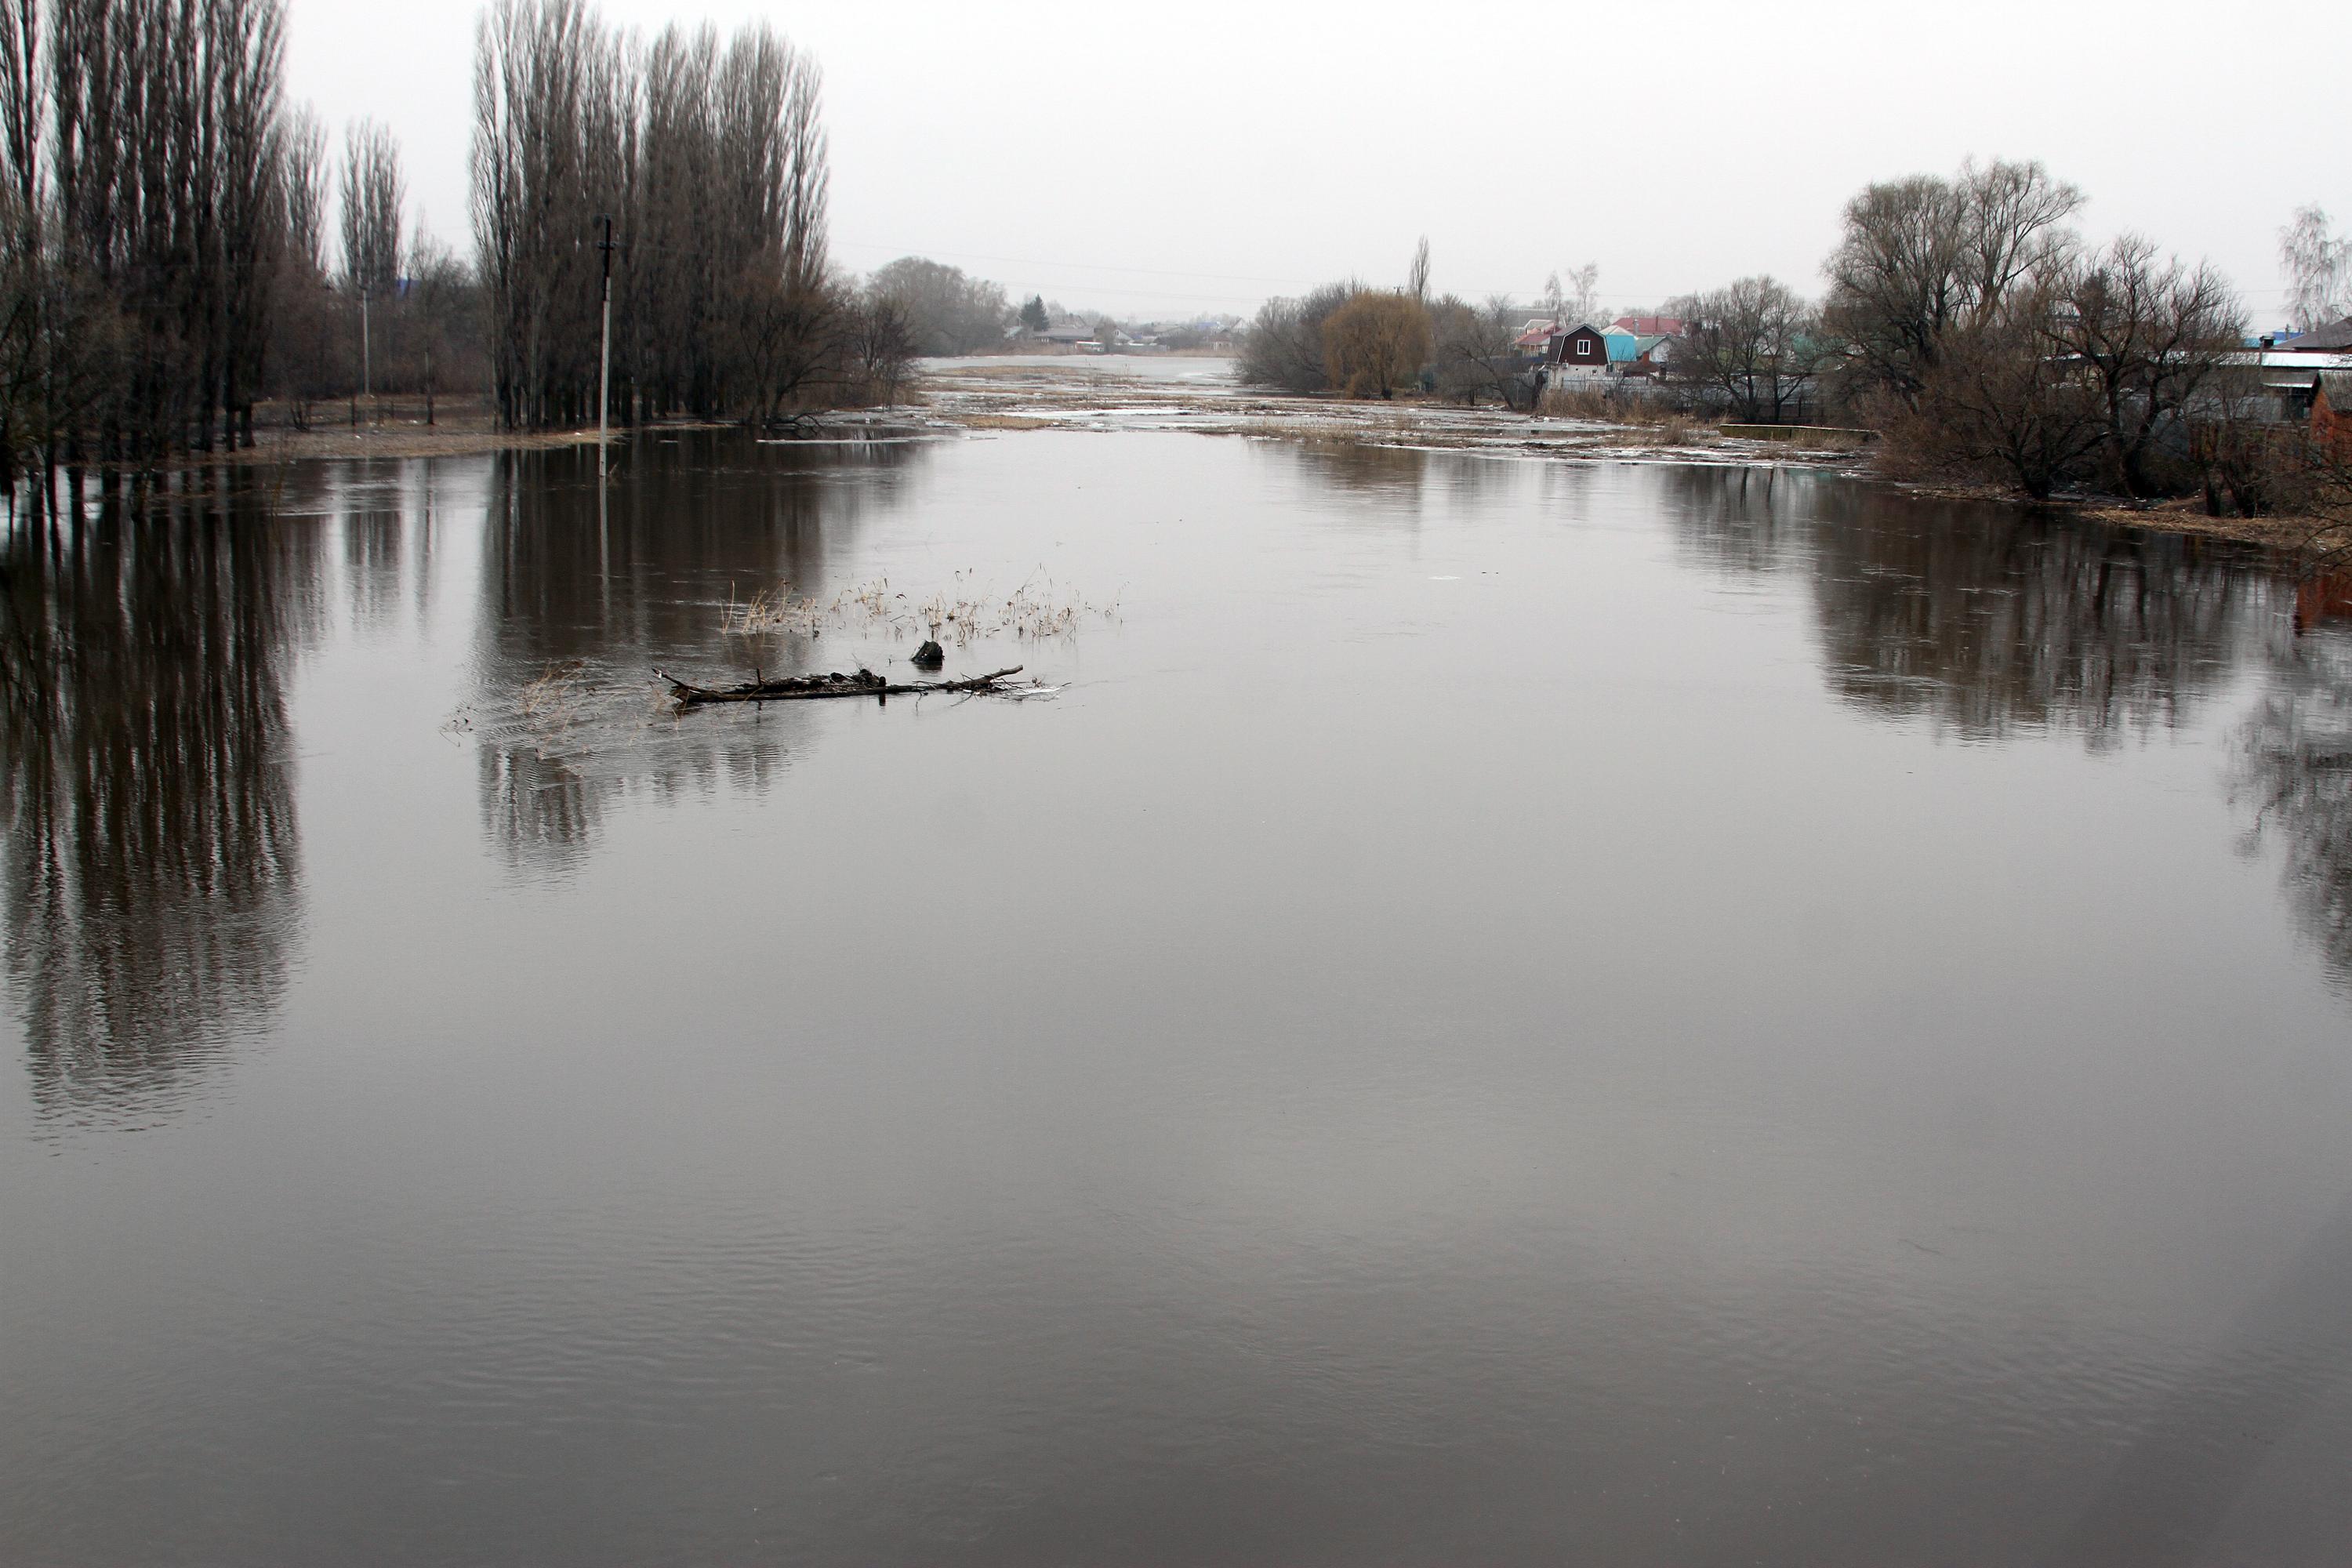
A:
[472,437,922,866]
[0,477,322,1120]
[2235,622,2352,989]
[1665,466,2267,748]
[1283,438,1432,505]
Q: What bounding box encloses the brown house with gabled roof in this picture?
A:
[1548,323,1609,372]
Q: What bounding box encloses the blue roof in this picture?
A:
[1604,331,1640,363]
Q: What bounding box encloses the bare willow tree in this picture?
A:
[1321,289,1431,399]
[1238,280,1354,393]
[1876,220,2244,501]
[1428,292,1526,406]
[866,256,1007,357]
[266,103,338,426]
[1824,157,2082,412]
[2049,234,2242,498]
[1881,272,2107,499]
[474,0,833,430]
[1664,275,1824,422]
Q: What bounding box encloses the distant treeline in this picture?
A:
[1240,165,2352,513]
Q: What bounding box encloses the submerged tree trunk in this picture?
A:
[657,665,1029,706]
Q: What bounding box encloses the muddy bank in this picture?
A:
[1882,472,2350,566]
[2070,499,2348,564]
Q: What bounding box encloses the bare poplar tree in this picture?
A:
[339,118,402,413]
[0,0,51,480]
[339,121,403,299]
[15,0,292,459]
[472,0,835,430]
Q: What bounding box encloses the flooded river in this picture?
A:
[5,429,2350,1564]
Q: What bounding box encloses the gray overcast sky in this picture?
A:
[285,0,2345,325]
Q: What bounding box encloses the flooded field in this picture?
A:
[910,354,1857,467]
[5,429,2351,1564]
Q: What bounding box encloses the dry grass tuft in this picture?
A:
[727,570,1119,648]
[1537,387,1702,431]
[518,659,601,757]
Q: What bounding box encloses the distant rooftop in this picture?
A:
[2282,316,2352,350]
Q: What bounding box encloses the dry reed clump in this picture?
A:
[725,570,1119,648]
[517,659,604,757]
[1538,386,1702,430]
[1784,427,1869,453]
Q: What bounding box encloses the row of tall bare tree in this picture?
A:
[0,0,499,490]
[0,0,892,485]
[472,0,905,430]
[0,0,291,474]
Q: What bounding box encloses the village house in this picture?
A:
[2227,341,2352,423]
[1546,322,1611,376]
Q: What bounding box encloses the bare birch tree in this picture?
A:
[2280,206,2350,332]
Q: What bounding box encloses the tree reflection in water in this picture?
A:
[471,436,920,868]
[0,475,324,1121]
[1279,438,1432,509]
[2234,619,2352,990]
[1663,464,2270,749]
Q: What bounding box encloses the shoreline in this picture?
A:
[149,377,2349,571]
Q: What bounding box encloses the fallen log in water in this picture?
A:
[656,665,1029,707]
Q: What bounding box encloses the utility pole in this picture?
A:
[597,215,616,452]
[360,289,371,411]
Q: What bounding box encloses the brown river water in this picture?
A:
[3,426,2350,1565]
